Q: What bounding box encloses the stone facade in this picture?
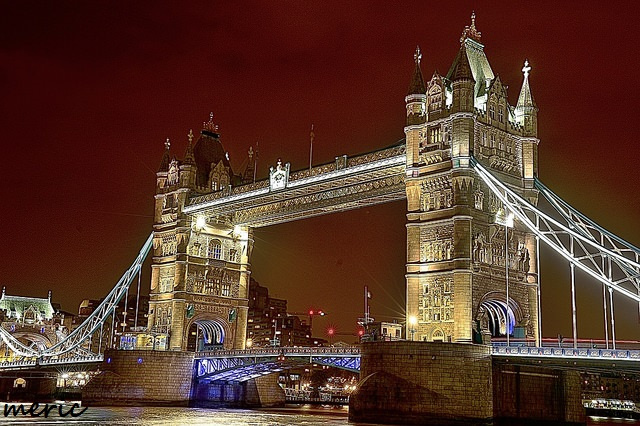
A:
[350,341,587,425]
[350,341,493,425]
[150,122,252,351]
[404,16,540,344]
[82,349,194,406]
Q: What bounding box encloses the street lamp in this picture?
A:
[408,316,417,341]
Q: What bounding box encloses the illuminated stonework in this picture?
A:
[149,16,540,351]
[404,16,540,343]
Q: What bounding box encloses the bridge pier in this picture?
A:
[82,349,195,406]
[191,374,284,408]
[350,342,585,425]
[0,370,57,402]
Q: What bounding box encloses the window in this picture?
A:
[208,239,222,259]
[490,134,496,148]
[481,131,487,146]
[498,107,504,123]
[489,104,495,120]
[429,127,441,144]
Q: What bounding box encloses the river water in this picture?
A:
[0,404,637,425]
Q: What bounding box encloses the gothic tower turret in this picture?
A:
[404,46,427,213]
[405,46,427,168]
[404,14,541,345]
[516,60,539,182]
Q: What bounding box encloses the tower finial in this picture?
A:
[522,59,531,78]
[188,129,194,144]
[203,112,219,133]
[414,45,422,65]
[460,11,482,44]
[165,138,171,150]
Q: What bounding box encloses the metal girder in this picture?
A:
[0,234,153,363]
[471,157,640,303]
[535,179,640,292]
[195,346,361,381]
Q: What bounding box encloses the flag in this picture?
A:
[367,291,372,299]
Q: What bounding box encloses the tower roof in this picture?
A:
[193,113,233,187]
[158,138,171,172]
[447,44,475,82]
[447,13,494,97]
[516,60,537,109]
[407,46,426,96]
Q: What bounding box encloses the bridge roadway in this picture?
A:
[1,344,640,376]
[194,344,640,382]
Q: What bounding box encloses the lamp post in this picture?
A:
[409,315,417,341]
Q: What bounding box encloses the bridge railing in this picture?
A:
[492,345,640,361]
[197,346,360,359]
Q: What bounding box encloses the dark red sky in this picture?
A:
[1,2,639,341]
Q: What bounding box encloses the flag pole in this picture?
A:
[309,124,315,171]
[253,141,259,183]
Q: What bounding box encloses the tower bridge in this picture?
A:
[0,13,638,425]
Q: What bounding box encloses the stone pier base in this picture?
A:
[349,342,585,425]
[0,370,57,402]
[350,341,493,425]
[82,349,194,406]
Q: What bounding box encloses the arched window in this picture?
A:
[13,378,26,388]
[208,239,222,259]
[498,105,504,123]
[432,329,444,341]
[489,103,495,120]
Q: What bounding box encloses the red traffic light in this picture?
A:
[357,329,365,336]
[327,328,335,336]
[309,310,314,316]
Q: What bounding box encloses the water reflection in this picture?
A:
[1,405,637,425]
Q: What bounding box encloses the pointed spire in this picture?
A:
[184,129,196,165]
[407,45,426,96]
[448,43,475,82]
[517,59,537,109]
[460,11,482,44]
[243,146,255,183]
[158,138,171,172]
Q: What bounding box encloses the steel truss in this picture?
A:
[195,346,361,382]
[471,158,640,303]
[0,234,153,363]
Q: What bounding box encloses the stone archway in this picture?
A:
[186,317,229,351]
[477,292,523,338]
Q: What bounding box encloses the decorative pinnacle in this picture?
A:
[414,46,422,65]
[203,112,219,133]
[188,129,194,143]
[460,11,482,43]
[522,59,531,78]
[165,138,171,150]
[248,146,253,158]
[310,124,315,141]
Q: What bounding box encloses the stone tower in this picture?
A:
[404,14,541,344]
[149,114,252,351]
